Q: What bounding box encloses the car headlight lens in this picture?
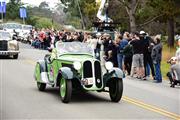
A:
[8,40,18,50]
[73,62,82,70]
[105,62,113,70]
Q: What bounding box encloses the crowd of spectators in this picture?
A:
[29,28,166,83]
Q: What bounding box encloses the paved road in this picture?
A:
[0,43,180,120]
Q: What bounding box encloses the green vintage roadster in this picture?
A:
[34,42,124,103]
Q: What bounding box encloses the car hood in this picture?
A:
[58,54,95,62]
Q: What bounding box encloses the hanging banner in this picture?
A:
[0,1,6,13]
[19,7,27,18]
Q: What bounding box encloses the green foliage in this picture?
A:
[148,0,180,20]
[4,0,62,30]
[59,0,98,29]
[27,16,61,29]
[5,0,22,20]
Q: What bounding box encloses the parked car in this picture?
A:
[0,30,19,59]
[2,23,22,36]
[19,25,32,43]
[34,42,124,103]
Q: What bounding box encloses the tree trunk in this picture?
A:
[129,10,136,32]
[128,0,137,32]
[167,17,174,47]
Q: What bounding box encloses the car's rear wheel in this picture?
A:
[13,54,18,59]
[109,78,123,102]
[59,78,72,103]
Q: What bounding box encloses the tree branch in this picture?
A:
[137,14,164,27]
[118,0,130,9]
[133,0,140,13]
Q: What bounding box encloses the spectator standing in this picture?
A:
[123,36,133,75]
[140,31,155,80]
[130,32,145,79]
[95,33,102,60]
[117,32,129,70]
[175,37,180,63]
[151,38,163,83]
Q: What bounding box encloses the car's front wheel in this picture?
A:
[109,78,123,102]
[59,78,72,103]
[37,82,46,91]
[13,54,18,59]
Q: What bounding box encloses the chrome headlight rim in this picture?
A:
[105,61,113,70]
[73,61,82,70]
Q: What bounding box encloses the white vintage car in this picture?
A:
[0,30,19,59]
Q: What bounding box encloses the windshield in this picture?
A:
[0,31,11,40]
[23,25,32,30]
[4,23,22,29]
[56,42,94,55]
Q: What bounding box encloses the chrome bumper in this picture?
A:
[0,51,20,55]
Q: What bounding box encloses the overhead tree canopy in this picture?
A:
[5,0,22,20]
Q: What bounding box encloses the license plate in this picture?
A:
[87,78,93,85]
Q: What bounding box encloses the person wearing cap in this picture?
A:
[140,31,155,80]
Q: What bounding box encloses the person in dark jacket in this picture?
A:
[151,37,163,83]
[123,39,133,75]
[130,32,145,79]
[140,31,155,80]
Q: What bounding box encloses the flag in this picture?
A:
[19,7,27,18]
[0,1,6,13]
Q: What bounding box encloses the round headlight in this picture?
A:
[73,62,81,70]
[105,62,113,70]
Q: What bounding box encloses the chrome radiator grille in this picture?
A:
[0,40,8,51]
[94,61,102,88]
[83,60,102,88]
[83,61,93,78]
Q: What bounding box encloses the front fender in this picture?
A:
[56,67,74,86]
[59,67,74,80]
[109,68,124,78]
[103,67,124,85]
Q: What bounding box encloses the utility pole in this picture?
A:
[1,11,3,23]
[0,1,6,23]
[76,0,85,30]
